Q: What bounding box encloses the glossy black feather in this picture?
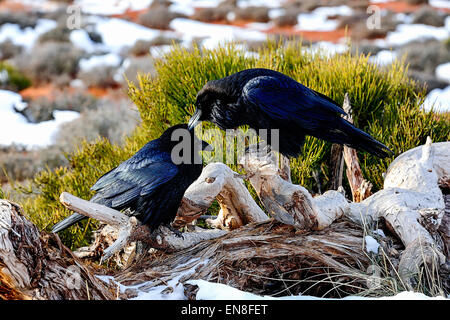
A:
[194,68,392,158]
[52,124,206,234]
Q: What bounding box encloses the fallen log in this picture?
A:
[0,200,115,300]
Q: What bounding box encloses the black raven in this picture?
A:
[188,68,392,158]
[52,124,208,234]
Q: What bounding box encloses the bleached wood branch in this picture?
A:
[342,93,372,202]
[59,192,227,260]
[345,137,447,286]
[0,200,115,300]
[239,134,448,287]
[241,148,347,230]
[180,163,268,230]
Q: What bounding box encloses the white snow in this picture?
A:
[381,21,450,46]
[430,0,450,9]
[303,41,349,57]
[79,53,122,72]
[74,0,154,15]
[69,29,101,53]
[94,257,448,300]
[169,18,266,49]
[296,6,353,32]
[0,90,79,148]
[0,19,57,50]
[422,86,450,113]
[268,8,286,20]
[436,62,450,84]
[369,50,397,66]
[374,229,386,238]
[90,17,167,53]
[237,0,287,8]
[364,235,380,254]
[188,279,447,300]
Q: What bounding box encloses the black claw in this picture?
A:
[168,224,184,238]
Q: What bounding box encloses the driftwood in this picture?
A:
[342,94,372,202]
[0,200,116,300]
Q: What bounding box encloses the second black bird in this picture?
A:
[188,68,392,158]
[52,124,208,234]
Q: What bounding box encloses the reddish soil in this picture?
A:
[111,8,147,23]
[19,84,124,101]
[0,1,30,12]
[20,85,55,100]
[265,26,349,43]
[371,1,424,13]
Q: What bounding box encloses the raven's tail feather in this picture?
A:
[51,212,86,233]
[314,119,393,158]
[338,119,393,158]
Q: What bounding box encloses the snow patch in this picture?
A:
[0,19,57,50]
[422,86,450,113]
[169,18,266,49]
[91,17,166,53]
[435,62,450,84]
[430,0,450,9]
[369,50,397,66]
[0,90,79,148]
[365,235,380,254]
[382,21,450,46]
[296,6,353,32]
[189,279,447,300]
[74,0,154,15]
[79,53,122,72]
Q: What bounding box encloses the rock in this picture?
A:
[412,6,447,27]
[399,39,450,75]
[408,70,448,93]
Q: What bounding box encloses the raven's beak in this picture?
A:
[188,109,202,131]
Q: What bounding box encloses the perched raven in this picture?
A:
[188,68,392,158]
[52,124,208,234]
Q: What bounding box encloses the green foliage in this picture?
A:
[0,62,31,91]
[16,41,450,250]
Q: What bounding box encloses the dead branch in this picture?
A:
[342,94,372,202]
[59,192,227,260]
[0,200,115,300]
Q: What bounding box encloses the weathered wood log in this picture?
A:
[240,137,448,288]
[345,138,448,287]
[241,147,348,231]
[0,200,115,300]
[342,93,372,202]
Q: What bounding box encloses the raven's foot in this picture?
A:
[167,224,184,238]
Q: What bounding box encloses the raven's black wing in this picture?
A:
[242,75,346,130]
[52,141,179,233]
[242,76,391,157]
[91,141,178,209]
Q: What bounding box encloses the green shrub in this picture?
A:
[15,41,450,250]
[0,62,31,91]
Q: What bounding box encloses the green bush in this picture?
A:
[0,62,31,91]
[14,41,450,249]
